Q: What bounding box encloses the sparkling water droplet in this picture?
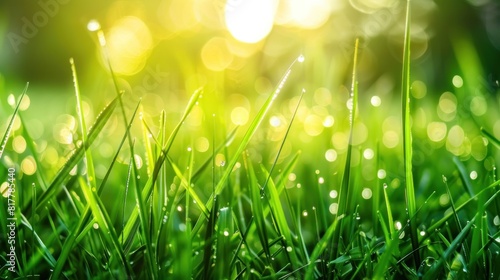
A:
[298,54,305,63]
[87,20,101,32]
[286,246,293,252]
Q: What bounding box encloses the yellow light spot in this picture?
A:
[106,16,152,75]
[1,182,10,198]
[323,116,334,127]
[54,124,73,145]
[370,95,382,107]
[134,154,143,169]
[19,95,30,111]
[7,94,16,107]
[288,173,296,181]
[471,136,487,161]
[439,194,449,206]
[383,131,399,148]
[411,80,427,99]
[313,87,332,106]
[352,123,368,145]
[276,0,337,29]
[438,92,457,114]
[452,75,463,88]
[447,125,465,147]
[201,37,233,71]
[427,122,447,142]
[225,0,278,43]
[215,153,226,167]
[21,156,36,175]
[304,115,324,136]
[93,223,99,229]
[195,137,209,153]
[231,107,249,126]
[325,149,337,162]
[361,188,372,199]
[470,96,487,116]
[12,136,27,154]
[331,132,348,151]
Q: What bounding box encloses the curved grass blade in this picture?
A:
[119,88,202,250]
[77,177,133,278]
[423,216,475,280]
[0,82,28,159]
[51,101,140,279]
[400,0,420,267]
[35,93,121,212]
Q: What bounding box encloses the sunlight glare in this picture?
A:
[225,0,278,43]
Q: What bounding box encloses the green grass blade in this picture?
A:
[77,177,133,278]
[244,151,272,262]
[215,206,234,279]
[423,216,475,280]
[35,93,121,211]
[51,101,140,279]
[401,0,420,267]
[129,140,158,279]
[421,181,500,242]
[480,127,500,149]
[333,38,359,259]
[119,88,202,248]
[0,82,28,159]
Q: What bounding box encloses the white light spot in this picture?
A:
[470,171,478,180]
[87,20,101,32]
[325,149,337,162]
[371,95,382,107]
[329,190,338,199]
[377,169,386,179]
[361,188,372,199]
[297,54,305,63]
[225,0,278,43]
[363,148,374,160]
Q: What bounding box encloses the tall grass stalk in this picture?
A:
[401,0,420,268]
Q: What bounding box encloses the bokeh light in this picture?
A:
[106,16,153,75]
[225,0,278,43]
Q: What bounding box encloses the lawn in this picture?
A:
[1,0,500,279]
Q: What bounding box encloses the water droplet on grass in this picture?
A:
[298,55,305,63]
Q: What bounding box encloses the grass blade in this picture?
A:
[333,38,359,259]
[0,82,28,159]
[401,0,420,267]
[35,93,121,211]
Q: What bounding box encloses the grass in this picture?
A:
[1,1,500,279]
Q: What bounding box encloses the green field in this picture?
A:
[1,1,500,279]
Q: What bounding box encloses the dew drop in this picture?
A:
[286,246,293,252]
[298,55,305,63]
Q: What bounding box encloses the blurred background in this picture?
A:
[1,0,500,222]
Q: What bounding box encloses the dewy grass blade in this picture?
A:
[130,140,158,279]
[77,177,133,278]
[0,82,28,160]
[244,151,272,262]
[401,0,420,267]
[51,101,140,279]
[119,88,201,248]
[35,93,120,212]
[333,38,359,259]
